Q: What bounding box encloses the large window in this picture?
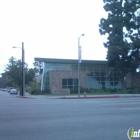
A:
[62,79,78,89]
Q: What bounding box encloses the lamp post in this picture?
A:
[78,34,85,97]
[13,42,25,96]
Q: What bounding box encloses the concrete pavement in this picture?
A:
[17,92,140,99]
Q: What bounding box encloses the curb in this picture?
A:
[16,95,140,99]
[16,96,35,99]
[17,96,28,98]
[61,96,120,99]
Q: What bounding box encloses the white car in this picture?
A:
[10,88,18,94]
[2,88,6,91]
[8,87,15,92]
[2,88,8,91]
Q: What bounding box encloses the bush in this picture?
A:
[110,88,118,93]
[30,89,41,95]
[136,88,140,93]
[70,88,87,94]
[30,88,51,95]
[88,88,107,94]
[125,88,140,94]
[70,88,78,94]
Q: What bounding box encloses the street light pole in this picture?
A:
[22,42,25,96]
[78,34,84,97]
[13,42,25,96]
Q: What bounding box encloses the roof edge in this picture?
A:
[34,57,107,64]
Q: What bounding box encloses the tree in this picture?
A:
[124,0,140,71]
[4,56,36,88]
[99,0,140,79]
[33,61,43,75]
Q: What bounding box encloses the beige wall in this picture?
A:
[49,70,86,90]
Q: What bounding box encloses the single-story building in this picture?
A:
[34,57,122,94]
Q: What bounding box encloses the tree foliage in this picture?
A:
[4,56,36,88]
[99,0,140,77]
[33,61,43,75]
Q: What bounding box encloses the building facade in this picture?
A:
[34,58,122,93]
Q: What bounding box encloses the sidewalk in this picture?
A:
[17,92,140,99]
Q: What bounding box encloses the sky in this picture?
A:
[0,0,108,75]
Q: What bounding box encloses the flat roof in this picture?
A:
[34,57,107,65]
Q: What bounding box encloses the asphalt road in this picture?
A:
[0,91,140,140]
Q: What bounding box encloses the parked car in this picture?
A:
[8,87,14,92]
[10,88,18,94]
[2,88,8,92]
